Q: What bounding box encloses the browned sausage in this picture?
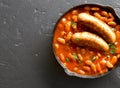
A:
[78,13,116,43]
[71,32,109,51]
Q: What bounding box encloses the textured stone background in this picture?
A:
[0,0,120,88]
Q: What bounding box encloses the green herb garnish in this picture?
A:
[109,43,113,47]
[73,54,78,60]
[109,43,117,49]
[73,54,82,63]
[109,43,117,54]
[66,58,70,62]
[110,49,116,54]
[72,22,77,28]
[92,56,97,61]
[76,38,80,41]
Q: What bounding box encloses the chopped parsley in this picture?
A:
[66,58,70,62]
[109,43,117,54]
[72,22,77,28]
[73,54,81,63]
[109,43,117,49]
[92,56,97,61]
[76,38,80,41]
[73,54,78,60]
[110,49,116,54]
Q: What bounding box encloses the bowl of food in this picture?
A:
[52,4,120,78]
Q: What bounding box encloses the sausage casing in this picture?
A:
[71,32,109,51]
[78,13,116,43]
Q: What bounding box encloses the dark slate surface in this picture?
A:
[0,0,120,88]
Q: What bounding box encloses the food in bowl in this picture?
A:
[53,4,120,77]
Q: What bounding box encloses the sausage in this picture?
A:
[71,32,109,51]
[78,13,116,43]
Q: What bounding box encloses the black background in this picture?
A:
[0,0,120,88]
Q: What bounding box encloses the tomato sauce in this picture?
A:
[53,5,120,76]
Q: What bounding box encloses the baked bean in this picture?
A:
[116,31,120,39]
[93,12,103,20]
[57,37,66,44]
[78,69,85,74]
[54,43,59,49]
[89,51,94,55]
[74,67,78,71]
[106,56,111,60]
[107,21,117,27]
[108,13,114,19]
[85,60,92,66]
[78,54,83,61]
[65,32,72,41]
[97,52,102,57]
[91,63,97,72]
[58,23,63,29]
[72,10,78,15]
[115,25,120,31]
[104,56,108,59]
[96,63,102,72]
[110,56,117,65]
[63,62,67,66]
[101,17,107,22]
[91,7,100,11]
[100,59,106,66]
[84,6,90,10]
[100,68,108,74]
[101,11,108,17]
[61,31,66,36]
[65,21,71,31]
[94,12,100,17]
[93,12,107,22]
[62,18,67,23]
[106,18,114,22]
[83,66,91,72]
[114,42,118,45]
[117,54,120,59]
[67,15,71,20]
[84,11,90,14]
[72,15,78,22]
[106,56,111,61]
[59,53,65,62]
[106,61,113,68]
